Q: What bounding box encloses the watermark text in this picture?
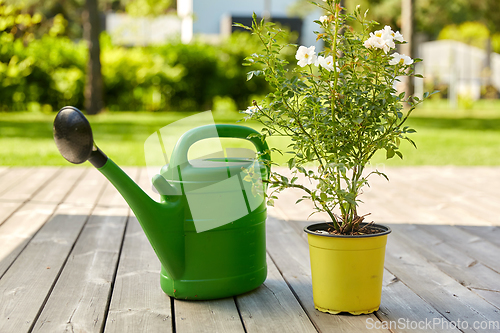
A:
[366,317,500,330]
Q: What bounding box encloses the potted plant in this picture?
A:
[238,0,434,315]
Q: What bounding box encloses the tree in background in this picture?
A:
[82,0,103,114]
[0,1,87,111]
[4,0,174,114]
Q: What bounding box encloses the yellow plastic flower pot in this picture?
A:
[304,222,391,315]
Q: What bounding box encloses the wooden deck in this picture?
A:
[0,166,499,332]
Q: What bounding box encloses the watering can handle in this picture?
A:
[169,124,270,172]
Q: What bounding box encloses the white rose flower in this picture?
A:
[371,26,394,50]
[392,31,405,43]
[363,35,386,51]
[319,15,328,23]
[389,52,413,66]
[296,45,317,67]
[364,27,396,53]
[316,55,336,72]
[382,26,394,38]
[243,105,258,115]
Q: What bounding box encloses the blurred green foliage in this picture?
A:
[438,21,500,53]
[100,31,271,112]
[0,30,271,112]
[0,1,84,112]
[0,0,272,112]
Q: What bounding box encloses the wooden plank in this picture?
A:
[0,166,9,177]
[0,167,108,333]
[31,167,131,332]
[269,167,425,224]
[434,167,500,199]
[0,168,33,198]
[63,167,108,207]
[271,166,500,227]
[424,225,500,274]
[32,206,128,333]
[473,289,500,310]
[363,169,462,225]
[457,225,500,247]
[236,254,317,333]
[104,167,173,333]
[405,167,499,223]
[0,202,61,277]
[0,167,59,202]
[0,204,92,333]
[383,168,499,226]
[352,167,426,224]
[175,298,244,333]
[0,168,86,228]
[265,216,390,333]
[390,224,500,293]
[30,167,88,204]
[0,167,97,277]
[378,270,462,333]
[385,231,500,332]
[104,217,172,333]
[0,201,23,227]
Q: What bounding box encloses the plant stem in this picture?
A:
[331,1,340,122]
[265,179,340,230]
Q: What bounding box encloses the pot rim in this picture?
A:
[303,222,391,238]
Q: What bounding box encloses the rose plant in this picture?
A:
[238,0,435,235]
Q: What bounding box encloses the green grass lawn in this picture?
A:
[1,100,500,166]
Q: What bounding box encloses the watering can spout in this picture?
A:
[53,106,185,280]
[97,159,186,279]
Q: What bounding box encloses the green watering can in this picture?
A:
[53,106,269,300]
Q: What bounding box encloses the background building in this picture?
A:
[107,0,321,47]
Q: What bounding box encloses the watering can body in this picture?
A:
[160,202,267,300]
[53,108,269,300]
[101,154,268,300]
[155,124,269,299]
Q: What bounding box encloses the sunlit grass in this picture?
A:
[1,99,500,166]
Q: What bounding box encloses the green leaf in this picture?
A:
[386,148,395,159]
[377,171,389,181]
[232,22,251,31]
[395,137,400,147]
[405,137,417,149]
